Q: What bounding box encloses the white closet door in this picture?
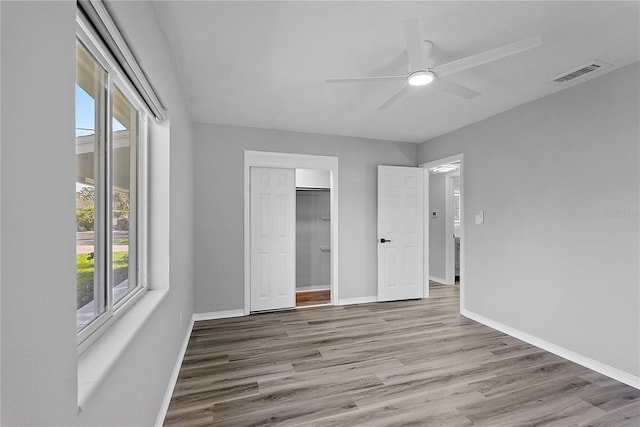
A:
[250,167,296,311]
[377,165,424,301]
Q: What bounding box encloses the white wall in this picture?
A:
[194,123,417,312]
[429,173,447,281]
[1,2,195,425]
[419,62,640,378]
[296,168,330,189]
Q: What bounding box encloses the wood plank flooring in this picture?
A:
[296,290,331,307]
[164,284,640,426]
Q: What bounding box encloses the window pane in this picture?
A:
[76,41,107,331]
[112,86,138,305]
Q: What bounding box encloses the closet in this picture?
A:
[295,169,331,306]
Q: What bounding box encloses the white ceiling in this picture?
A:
[152,1,639,143]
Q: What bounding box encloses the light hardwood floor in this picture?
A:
[164,284,639,426]
[296,290,331,307]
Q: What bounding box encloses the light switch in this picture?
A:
[475,210,484,225]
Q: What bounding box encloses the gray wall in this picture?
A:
[418,62,640,377]
[429,173,447,280]
[194,123,417,312]
[1,2,195,425]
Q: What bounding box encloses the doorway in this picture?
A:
[244,151,339,314]
[427,167,459,285]
[295,169,331,307]
[421,154,464,311]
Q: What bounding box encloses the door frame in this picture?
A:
[244,150,339,315]
[420,153,465,312]
[445,171,460,285]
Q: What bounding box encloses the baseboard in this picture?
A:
[338,296,377,306]
[296,285,331,292]
[462,309,640,390]
[429,275,447,284]
[154,316,195,427]
[192,309,245,321]
[296,303,332,309]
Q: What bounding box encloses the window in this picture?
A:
[76,26,147,346]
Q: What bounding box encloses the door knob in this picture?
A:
[380,238,392,243]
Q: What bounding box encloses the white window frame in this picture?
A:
[76,12,149,353]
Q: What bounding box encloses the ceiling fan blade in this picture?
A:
[433,35,542,77]
[378,85,410,110]
[402,17,429,72]
[432,79,481,99]
[326,75,407,83]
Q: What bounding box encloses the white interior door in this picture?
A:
[250,167,296,311]
[378,165,424,301]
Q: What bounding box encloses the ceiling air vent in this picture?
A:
[551,61,611,84]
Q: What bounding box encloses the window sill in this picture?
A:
[77,288,168,412]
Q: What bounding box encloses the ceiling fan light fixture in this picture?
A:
[408,70,435,86]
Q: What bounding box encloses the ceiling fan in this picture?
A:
[326,18,542,109]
